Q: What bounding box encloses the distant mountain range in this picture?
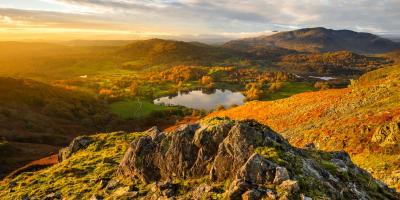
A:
[224,27,400,54]
[0,28,399,78]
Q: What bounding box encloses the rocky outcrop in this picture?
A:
[58,136,93,162]
[118,118,399,199]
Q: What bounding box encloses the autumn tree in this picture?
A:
[129,81,139,96]
[244,82,263,101]
[269,82,284,92]
[201,76,213,85]
[201,75,215,89]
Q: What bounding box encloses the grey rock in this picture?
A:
[301,194,312,200]
[273,166,290,184]
[58,136,92,162]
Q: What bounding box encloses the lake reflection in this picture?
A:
[153,89,245,111]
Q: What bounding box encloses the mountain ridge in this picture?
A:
[224,27,400,54]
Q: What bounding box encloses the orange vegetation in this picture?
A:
[208,65,400,190]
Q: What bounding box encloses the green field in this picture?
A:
[264,82,316,101]
[109,99,174,119]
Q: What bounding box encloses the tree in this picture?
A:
[201,76,213,85]
[129,81,139,96]
[269,82,284,92]
[201,75,215,89]
[244,83,263,101]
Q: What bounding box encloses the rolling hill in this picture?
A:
[0,77,120,178]
[0,38,396,80]
[0,39,245,78]
[0,42,121,78]
[224,27,400,54]
[209,64,400,191]
[117,39,243,68]
[276,51,392,76]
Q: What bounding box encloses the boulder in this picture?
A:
[278,180,299,194]
[211,121,286,181]
[58,136,92,162]
[273,166,290,184]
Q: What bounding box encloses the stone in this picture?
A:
[237,154,277,185]
[278,180,299,194]
[266,189,277,199]
[157,181,179,197]
[99,178,110,189]
[273,166,290,184]
[21,194,30,200]
[301,193,312,200]
[58,136,93,162]
[105,179,120,191]
[162,189,175,197]
[9,181,17,188]
[228,179,252,200]
[242,189,262,200]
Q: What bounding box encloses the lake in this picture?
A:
[153,89,245,111]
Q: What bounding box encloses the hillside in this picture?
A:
[209,64,400,191]
[0,40,244,79]
[0,118,398,199]
[0,77,120,178]
[224,27,400,54]
[277,51,392,76]
[0,39,395,80]
[117,39,243,68]
[0,42,121,78]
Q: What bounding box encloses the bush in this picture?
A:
[314,81,331,90]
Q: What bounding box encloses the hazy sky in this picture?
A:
[1,0,399,41]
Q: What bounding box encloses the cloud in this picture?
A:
[0,0,399,41]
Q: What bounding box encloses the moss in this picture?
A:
[160,138,171,155]
[320,160,338,174]
[297,176,329,199]
[255,146,285,165]
[0,131,146,200]
[202,117,232,127]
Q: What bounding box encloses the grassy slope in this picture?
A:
[0,77,119,178]
[109,99,174,119]
[209,64,400,190]
[0,131,144,199]
[264,82,316,101]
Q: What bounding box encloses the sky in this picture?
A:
[0,0,399,42]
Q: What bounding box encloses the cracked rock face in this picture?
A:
[117,117,399,199]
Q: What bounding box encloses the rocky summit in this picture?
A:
[2,117,397,199]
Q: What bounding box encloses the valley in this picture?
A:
[0,27,399,199]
